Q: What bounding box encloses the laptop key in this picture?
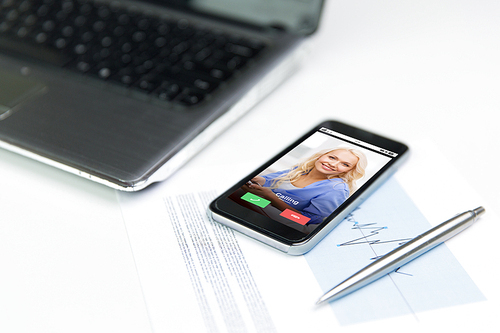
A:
[154,81,181,101]
[0,0,267,107]
[178,88,205,105]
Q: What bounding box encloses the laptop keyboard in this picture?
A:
[0,0,266,106]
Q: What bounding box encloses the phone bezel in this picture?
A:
[209,120,409,248]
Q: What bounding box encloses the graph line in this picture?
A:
[336,210,418,318]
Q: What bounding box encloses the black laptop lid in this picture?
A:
[153,0,324,35]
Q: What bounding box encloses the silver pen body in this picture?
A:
[317,207,485,304]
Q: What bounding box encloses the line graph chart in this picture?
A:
[305,177,484,325]
[337,210,413,261]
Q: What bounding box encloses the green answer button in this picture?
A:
[241,192,270,208]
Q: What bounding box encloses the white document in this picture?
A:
[164,191,276,332]
[305,177,484,325]
[118,140,499,333]
[119,168,335,333]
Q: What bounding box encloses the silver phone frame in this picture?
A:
[208,130,409,255]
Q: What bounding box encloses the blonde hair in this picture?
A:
[270,148,367,194]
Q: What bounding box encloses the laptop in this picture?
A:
[0,0,324,191]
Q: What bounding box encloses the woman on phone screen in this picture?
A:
[245,148,367,225]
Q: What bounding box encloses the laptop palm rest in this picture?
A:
[0,70,46,120]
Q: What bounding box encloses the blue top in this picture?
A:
[261,169,350,224]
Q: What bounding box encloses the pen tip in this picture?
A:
[315,294,327,305]
[316,294,331,305]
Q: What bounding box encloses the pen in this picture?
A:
[316,206,485,305]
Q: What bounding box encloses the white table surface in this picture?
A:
[1,1,498,332]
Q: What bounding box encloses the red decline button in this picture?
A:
[279,209,310,225]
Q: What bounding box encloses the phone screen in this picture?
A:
[212,122,407,244]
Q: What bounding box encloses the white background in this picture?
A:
[1,0,499,332]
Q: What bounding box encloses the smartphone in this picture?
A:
[208,120,409,255]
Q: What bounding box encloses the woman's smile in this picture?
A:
[314,150,359,177]
[321,162,336,172]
